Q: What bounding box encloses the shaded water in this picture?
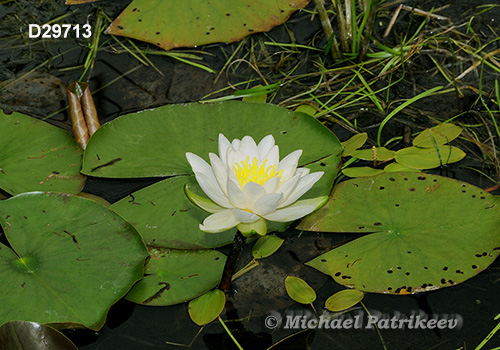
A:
[1,0,500,349]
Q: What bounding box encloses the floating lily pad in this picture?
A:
[0,111,85,195]
[0,321,77,349]
[412,123,462,148]
[395,145,465,169]
[0,192,147,329]
[105,0,310,51]
[82,101,341,178]
[383,162,419,172]
[299,172,500,294]
[126,248,226,306]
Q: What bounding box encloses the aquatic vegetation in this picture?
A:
[185,133,326,236]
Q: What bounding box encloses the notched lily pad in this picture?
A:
[106,0,310,51]
[0,111,85,195]
[0,192,147,330]
[126,248,226,306]
[299,172,500,294]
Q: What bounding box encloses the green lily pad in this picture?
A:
[105,0,310,51]
[299,172,500,294]
[0,111,85,195]
[126,248,226,306]
[341,133,368,157]
[82,101,342,178]
[188,289,226,326]
[395,145,466,169]
[285,276,316,304]
[325,289,364,312]
[0,321,77,350]
[351,147,395,161]
[412,123,462,148]
[0,192,147,329]
[252,235,284,259]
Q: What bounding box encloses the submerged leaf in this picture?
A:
[0,321,78,349]
[300,172,500,294]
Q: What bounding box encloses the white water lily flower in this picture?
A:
[185,134,327,236]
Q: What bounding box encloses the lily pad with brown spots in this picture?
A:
[105,0,310,51]
[298,172,500,295]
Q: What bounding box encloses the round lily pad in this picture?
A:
[0,192,147,330]
[105,0,310,51]
[0,111,85,195]
[299,172,500,294]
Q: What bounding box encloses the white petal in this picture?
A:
[262,197,327,222]
[227,179,247,208]
[241,136,259,162]
[278,172,324,208]
[277,173,301,203]
[186,152,216,181]
[277,149,302,181]
[257,135,275,159]
[234,209,260,223]
[200,209,239,233]
[262,145,279,168]
[242,181,266,207]
[252,193,284,216]
[263,176,280,193]
[195,172,232,208]
[218,134,232,167]
[209,153,228,196]
[185,185,224,214]
[232,138,241,150]
[295,167,310,176]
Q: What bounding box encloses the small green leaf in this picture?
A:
[342,167,384,178]
[325,290,364,312]
[252,235,285,259]
[351,147,395,161]
[395,145,466,169]
[341,133,368,157]
[413,123,463,147]
[285,276,316,304]
[189,289,226,326]
[295,104,318,117]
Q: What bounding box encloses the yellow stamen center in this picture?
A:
[233,156,282,187]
